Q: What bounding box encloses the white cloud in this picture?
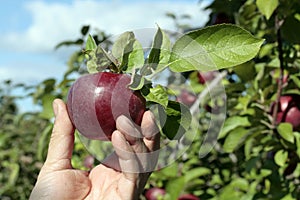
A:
[0,56,66,84]
[0,0,210,53]
[0,0,212,112]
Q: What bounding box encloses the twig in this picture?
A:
[190,70,228,115]
[272,15,285,127]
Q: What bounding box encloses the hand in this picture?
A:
[30,99,160,200]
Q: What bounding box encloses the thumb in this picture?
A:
[42,99,75,171]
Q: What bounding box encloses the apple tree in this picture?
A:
[1,0,300,199]
[144,0,300,199]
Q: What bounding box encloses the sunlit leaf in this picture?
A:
[112,31,144,72]
[274,149,288,167]
[223,127,249,153]
[85,34,97,51]
[256,0,279,20]
[218,116,251,139]
[142,26,171,75]
[144,84,169,108]
[277,123,294,143]
[39,94,56,119]
[166,176,185,200]
[169,24,264,72]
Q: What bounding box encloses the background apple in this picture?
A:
[67,72,146,140]
[197,71,216,84]
[177,89,197,107]
[145,187,166,200]
[178,193,200,200]
[272,94,300,131]
[83,155,95,169]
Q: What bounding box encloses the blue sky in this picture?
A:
[0,0,211,111]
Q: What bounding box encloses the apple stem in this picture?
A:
[272,15,285,128]
[108,63,120,73]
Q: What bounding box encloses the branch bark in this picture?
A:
[272,16,285,128]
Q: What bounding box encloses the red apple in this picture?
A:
[197,71,216,84]
[67,72,146,140]
[83,155,95,169]
[145,187,166,200]
[177,89,197,107]
[272,94,300,131]
[178,194,200,200]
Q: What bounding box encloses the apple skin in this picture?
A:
[67,72,146,141]
[83,155,95,169]
[197,71,216,84]
[272,94,300,131]
[145,187,166,200]
[177,89,197,107]
[178,194,200,200]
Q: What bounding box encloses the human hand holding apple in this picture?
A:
[30,99,159,200]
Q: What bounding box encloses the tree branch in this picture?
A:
[272,15,285,128]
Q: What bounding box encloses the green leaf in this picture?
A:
[144,84,169,108]
[112,31,134,62]
[168,24,264,72]
[127,40,144,72]
[112,31,144,72]
[274,149,288,167]
[37,124,52,160]
[2,162,19,186]
[85,34,97,51]
[151,101,192,140]
[86,52,98,74]
[233,61,256,82]
[244,137,253,160]
[295,132,300,158]
[85,36,99,74]
[184,167,211,183]
[157,162,179,177]
[166,176,185,200]
[281,193,297,200]
[128,72,145,90]
[277,123,294,143]
[91,44,118,72]
[218,116,251,139]
[256,0,279,20]
[260,169,272,178]
[39,94,56,119]
[223,127,249,153]
[263,179,271,194]
[231,178,249,192]
[142,26,171,75]
[290,75,300,88]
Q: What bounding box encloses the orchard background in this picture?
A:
[1,0,300,199]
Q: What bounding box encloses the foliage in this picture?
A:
[145,0,300,199]
[83,23,261,140]
[1,0,300,199]
[0,81,49,199]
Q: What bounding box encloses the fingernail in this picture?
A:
[53,100,59,117]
